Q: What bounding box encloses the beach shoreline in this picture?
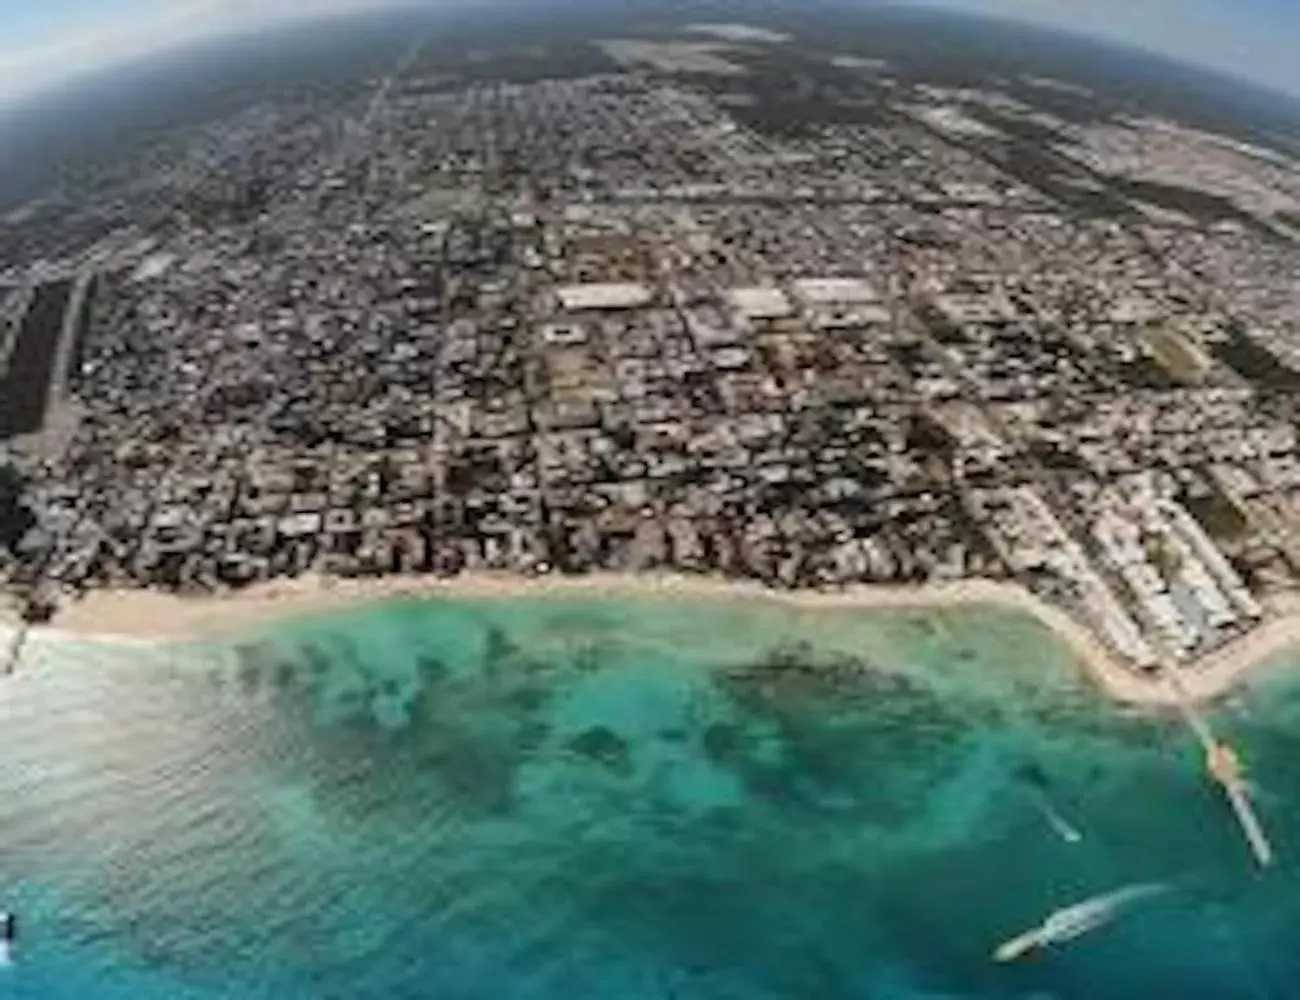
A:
[3,572,1296,707]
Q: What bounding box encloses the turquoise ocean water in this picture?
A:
[2,595,1299,999]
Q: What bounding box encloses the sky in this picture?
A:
[0,0,1297,106]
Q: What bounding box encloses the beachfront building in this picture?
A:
[1087,475,1263,662]
[972,487,1159,669]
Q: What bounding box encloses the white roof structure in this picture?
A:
[808,304,893,330]
[278,513,323,537]
[933,292,1017,324]
[792,277,880,305]
[1110,298,1159,324]
[727,286,794,319]
[540,322,589,346]
[556,282,653,311]
[132,253,176,282]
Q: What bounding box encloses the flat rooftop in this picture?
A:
[727,286,794,319]
[792,277,881,305]
[556,282,654,311]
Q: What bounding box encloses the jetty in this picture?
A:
[1166,671,1274,869]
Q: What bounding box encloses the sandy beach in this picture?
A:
[4,571,1298,707]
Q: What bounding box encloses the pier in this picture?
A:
[1166,672,1274,869]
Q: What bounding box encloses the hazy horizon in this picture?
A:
[0,0,1298,214]
[2,0,1300,110]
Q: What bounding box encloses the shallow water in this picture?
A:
[2,596,1299,998]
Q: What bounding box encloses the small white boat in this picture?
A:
[994,883,1168,963]
[1029,794,1084,844]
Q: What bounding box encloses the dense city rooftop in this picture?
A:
[1,25,1299,680]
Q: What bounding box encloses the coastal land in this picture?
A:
[4,573,1297,708]
[3,16,1299,735]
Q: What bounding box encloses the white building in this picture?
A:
[808,304,893,330]
[791,277,880,305]
[1161,499,1262,618]
[932,292,1017,324]
[727,286,795,319]
[556,282,654,311]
